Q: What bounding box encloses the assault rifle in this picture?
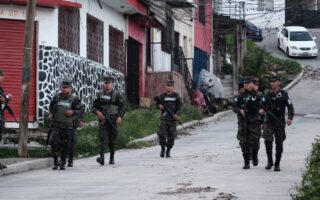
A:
[102,111,117,131]
[0,94,18,123]
[154,96,184,127]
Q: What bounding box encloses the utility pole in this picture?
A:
[18,0,37,158]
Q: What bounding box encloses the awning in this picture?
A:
[0,0,82,9]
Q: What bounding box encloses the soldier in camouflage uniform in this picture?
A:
[0,68,13,170]
[49,78,84,170]
[156,80,183,158]
[92,76,125,165]
[263,76,294,171]
[233,77,265,169]
[67,100,85,167]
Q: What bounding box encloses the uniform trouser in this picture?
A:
[98,121,117,158]
[69,128,77,162]
[263,122,286,156]
[50,122,73,164]
[0,118,4,142]
[157,120,177,148]
[237,119,261,157]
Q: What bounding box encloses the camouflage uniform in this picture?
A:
[92,86,125,165]
[0,68,9,169]
[0,86,7,169]
[156,91,183,157]
[67,100,85,167]
[263,89,294,171]
[49,83,84,170]
[233,89,264,169]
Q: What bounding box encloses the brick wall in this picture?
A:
[145,71,190,104]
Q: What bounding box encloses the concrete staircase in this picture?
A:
[221,77,233,98]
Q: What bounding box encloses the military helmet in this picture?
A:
[269,75,281,82]
[243,76,252,84]
[61,77,72,87]
[166,79,174,86]
[103,76,114,84]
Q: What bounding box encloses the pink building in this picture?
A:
[193,0,213,85]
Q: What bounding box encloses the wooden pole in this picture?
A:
[18,0,37,158]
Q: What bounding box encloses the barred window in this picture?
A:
[58,8,80,54]
[257,0,264,11]
[109,26,125,73]
[199,0,206,24]
[87,14,104,64]
[161,9,173,53]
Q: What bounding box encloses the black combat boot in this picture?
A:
[265,152,273,170]
[59,159,66,170]
[242,154,250,169]
[96,153,105,166]
[52,156,59,170]
[252,150,259,166]
[109,151,115,165]
[0,162,7,170]
[67,153,73,167]
[274,154,281,171]
[160,145,165,157]
[166,147,171,157]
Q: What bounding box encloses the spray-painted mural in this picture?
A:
[38,45,125,123]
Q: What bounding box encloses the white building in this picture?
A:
[214,0,285,29]
[0,0,140,127]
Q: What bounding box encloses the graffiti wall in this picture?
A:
[38,45,125,123]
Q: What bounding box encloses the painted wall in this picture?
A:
[38,45,125,123]
[77,0,127,66]
[151,28,171,71]
[0,5,58,46]
[215,0,285,29]
[194,0,213,54]
[128,16,146,97]
[173,8,194,78]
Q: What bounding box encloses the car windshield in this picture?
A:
[246,21,256,29]
[289,31,313,41]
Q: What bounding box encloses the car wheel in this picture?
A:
[286,48,290,57]
[277,39,281,49]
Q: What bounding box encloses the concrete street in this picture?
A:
[0,30,320,200]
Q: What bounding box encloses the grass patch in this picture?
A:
[0,148,51,158]
[292,137,320,200]
[75,105,203,157]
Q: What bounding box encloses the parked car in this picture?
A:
[245,21,263,42]
[277,26,318,58]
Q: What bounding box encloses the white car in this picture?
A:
[277,26,318,58]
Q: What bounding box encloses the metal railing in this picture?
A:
[172,45,194,99]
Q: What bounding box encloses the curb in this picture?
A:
[0,158,52,177]
[128,110,233,145]
[283,68,305,91]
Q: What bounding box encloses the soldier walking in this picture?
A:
[0,68,13,170]
[156,80,183,158]
[49,78,84,170]
[263,76,294,171]
[92,76,125,165]
[67,101,85,167]
[233,77,265,169]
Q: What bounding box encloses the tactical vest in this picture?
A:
[266,90,288,117]
[98,91,119,116]
[241,90,261,116]
[160,92,180,120]
[53,94,76,123]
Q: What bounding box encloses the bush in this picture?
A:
[292,137,320,200]
[222,63,233,75]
